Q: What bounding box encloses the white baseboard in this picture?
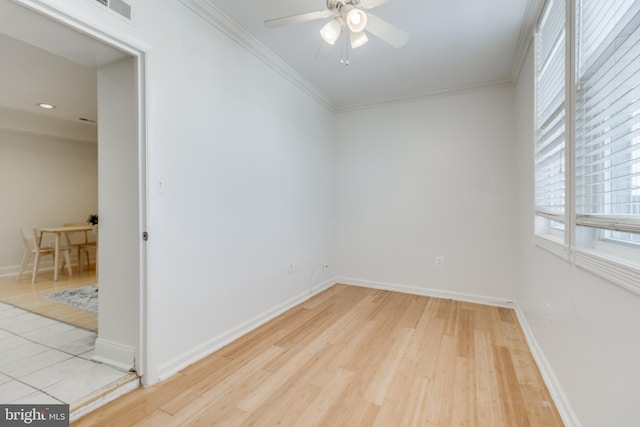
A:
[0,256,97,278]
[93,338,136,372]
[154,278,336,383]
[0,260,56,278]
[514,304,581,427]
[0,265,18,277]
[335,276,515,308]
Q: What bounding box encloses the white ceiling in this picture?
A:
[210,0,541,109]
[0,0,541,122]
[0,0,128,124]
[0,32,99,123]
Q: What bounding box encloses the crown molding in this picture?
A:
[178,0,540,114]
[335,79,515,113]
[178,0,335,112]
[509,0,544,83]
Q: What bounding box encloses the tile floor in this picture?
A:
[0,301,131,405]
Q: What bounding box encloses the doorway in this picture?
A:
[0,0,147,392]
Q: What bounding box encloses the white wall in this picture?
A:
[24,0,336,384]
[334,88,518,301]
[0,123,98,274]
[144,8,336,380]
[514,45,640,427]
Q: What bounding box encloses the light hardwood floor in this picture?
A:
[74,284,563,426]
[0,268,98,331]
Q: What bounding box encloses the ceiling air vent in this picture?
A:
[94,0,131,20]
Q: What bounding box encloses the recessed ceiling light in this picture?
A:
[38,103,56,110]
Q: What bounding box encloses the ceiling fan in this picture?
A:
[265,0,409,60]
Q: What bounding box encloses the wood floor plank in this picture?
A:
[239,379,321,427]
[511,349,565,426]
[395,294,429,330]
[341,400,379,427]
[293,368,354,427]
[452,356,478,426]
[220,307,306,359]
[474,330,507,427]
[300,343,346,388]
[175,368,265,426]
[273,304,337,349]
[456,307,475,359]
[235,341,325,413]
[363,327,414,405]
[371,400,402,427]
[424,334,458,425]
[73,284,564,427]
[493,344,531,427]
[327,296,379,347]
[132,409,174,427]
[318,337,394,425]
[161,346,283,417]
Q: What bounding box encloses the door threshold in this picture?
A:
[70,373,140,421]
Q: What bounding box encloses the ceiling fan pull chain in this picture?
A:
[341,30,350,66]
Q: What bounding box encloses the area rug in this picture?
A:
[43,285,98,314]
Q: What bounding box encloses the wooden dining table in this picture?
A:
[39,224,93,281]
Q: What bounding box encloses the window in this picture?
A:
[535,0,566,236]
[575,0,640,246]
[534,0,640,292]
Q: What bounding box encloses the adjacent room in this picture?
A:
[0,17,139,409]
[0,0,638,426]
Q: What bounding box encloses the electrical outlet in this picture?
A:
[435,256,444,267]
[288,262,297,274]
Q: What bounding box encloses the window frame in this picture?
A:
[533,0,640,295]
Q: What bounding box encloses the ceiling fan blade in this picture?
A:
[316,41,334,59]
[265,10,334,28]
[365,13,409,48]
[359,0,396,10]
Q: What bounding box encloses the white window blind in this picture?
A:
[536,0,566,223]
[576,0,640,239]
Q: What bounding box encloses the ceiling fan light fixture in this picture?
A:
[346,8,367,33]
[265,0,409,63]
[349,30,369,49]
[320,18,343,45]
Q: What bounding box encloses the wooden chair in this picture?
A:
[79,240,97,273]
[18,227,72,283]
[63,223,97,272]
